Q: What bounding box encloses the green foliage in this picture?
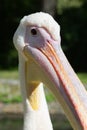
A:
[57,0,82,13]
[46,93,55,102]
[0,70,18,79]
[0,118,23,130]
[77,73,87,84]
[56,0,87,72]
[0,94,22,103]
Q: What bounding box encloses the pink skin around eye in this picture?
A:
[24,26,59,50]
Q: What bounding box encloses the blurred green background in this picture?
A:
[0,0,87,72]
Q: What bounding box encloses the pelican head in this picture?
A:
[13,12,87,130]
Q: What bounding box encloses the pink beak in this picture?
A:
[23,35,87,130]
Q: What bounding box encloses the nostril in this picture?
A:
[46,39,50,43]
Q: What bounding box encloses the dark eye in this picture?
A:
[31,28,37,35]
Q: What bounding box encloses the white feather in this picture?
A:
[13,12,61,52]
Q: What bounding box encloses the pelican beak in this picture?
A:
[23,41,87,130]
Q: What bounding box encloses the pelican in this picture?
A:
[13,12,87,130]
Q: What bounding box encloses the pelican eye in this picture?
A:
[31,28,37,35]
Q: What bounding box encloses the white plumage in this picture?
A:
[13,12,61,52]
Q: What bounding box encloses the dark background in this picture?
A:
[0,0,87,72]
